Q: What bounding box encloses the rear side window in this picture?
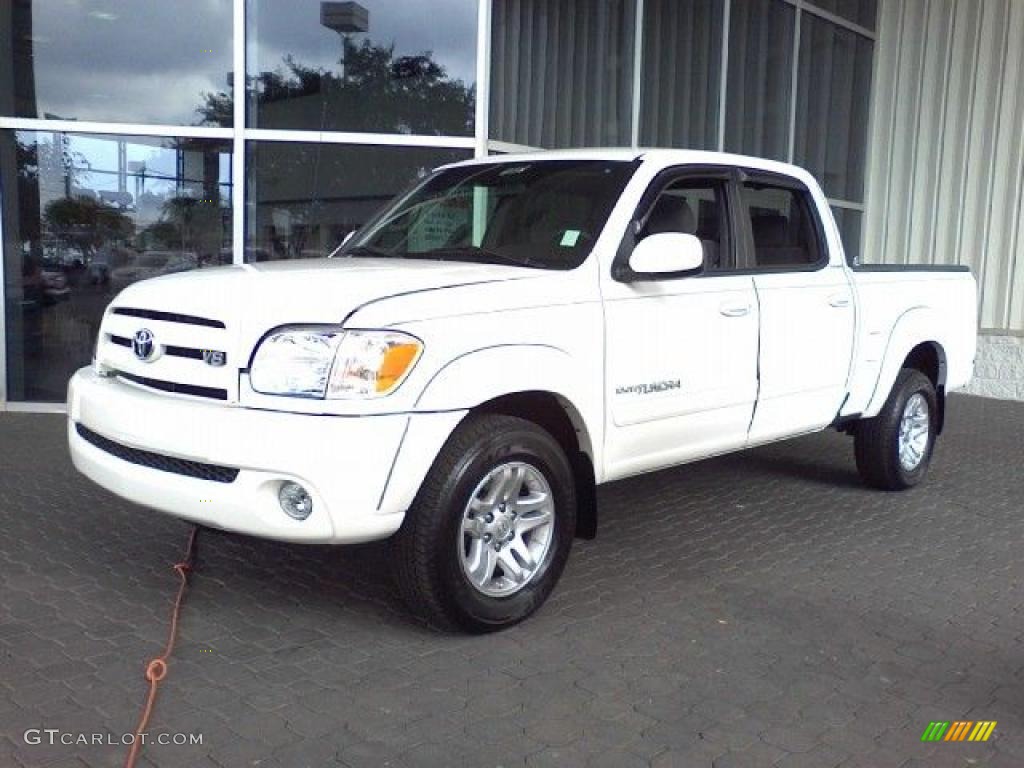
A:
[742,182,822,269]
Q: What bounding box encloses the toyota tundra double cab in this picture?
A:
[69,149,977,631]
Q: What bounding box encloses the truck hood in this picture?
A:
[98,256,594,407]
[110,257,538,342]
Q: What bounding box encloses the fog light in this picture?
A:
[279,482,313,520]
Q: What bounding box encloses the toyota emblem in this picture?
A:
[132,328,157,362]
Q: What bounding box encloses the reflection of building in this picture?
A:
[1,0,1023,405]
[0,0,36,117]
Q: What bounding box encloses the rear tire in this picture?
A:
[854,368,938,490]
[391,413,576,632]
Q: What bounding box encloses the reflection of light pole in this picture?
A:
[320,2,369,81]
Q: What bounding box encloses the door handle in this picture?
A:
[719,302,751,318]
[828,294,852,308]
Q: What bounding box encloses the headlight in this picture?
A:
[327,330,423,398]
[250,327,422,399]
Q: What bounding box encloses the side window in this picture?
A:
[640,179,731,271]
[742,182,822,268]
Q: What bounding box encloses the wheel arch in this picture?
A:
[410,344,601,539]
[472,391,598,540]
[864,308,952,432]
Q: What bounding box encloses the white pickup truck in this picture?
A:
[68,149,976,631]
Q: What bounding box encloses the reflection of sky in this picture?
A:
[70,135,178,182]
[249,0,478,85]
[25,0,233,125]
[67,135,228,186]
[24,131,231,218]
[20,0,478,125]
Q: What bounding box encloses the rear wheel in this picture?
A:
[854,368,938,490]
[391,413,576,632]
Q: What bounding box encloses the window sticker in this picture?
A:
[560,229,582,247]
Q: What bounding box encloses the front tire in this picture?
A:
[391,413,576,632]
[854,368,938,490]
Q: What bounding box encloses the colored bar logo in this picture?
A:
[921,721,997,742]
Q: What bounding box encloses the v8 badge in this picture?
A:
[202,350,226,367]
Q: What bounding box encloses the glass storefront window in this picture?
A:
[806,0,878,30]
[245,142,471,261]
[639,0,723,150]
[490,0,636,148]
[1,130,232,402]
[724,0,795,161]
[795,15,873,202]
[247,0,477,135]
[0,1,233,127]
[831,206,863,265]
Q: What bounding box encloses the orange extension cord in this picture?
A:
[123,525,199,768]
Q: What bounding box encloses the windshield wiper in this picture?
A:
[340,245,396,259]
[339,244,536,268]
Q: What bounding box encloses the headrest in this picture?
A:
[751,214,789,246]
[645,196,696,235]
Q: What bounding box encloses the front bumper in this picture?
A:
[68,367,462,544]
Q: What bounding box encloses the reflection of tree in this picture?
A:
[144,219,180,249]
[143,196,223,263]
[198,42,474,134]
[44,197,134,260]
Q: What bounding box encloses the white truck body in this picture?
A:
[68,149,977,550]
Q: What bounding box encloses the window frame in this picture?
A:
[612,164,741,282]
[735,169,830,273]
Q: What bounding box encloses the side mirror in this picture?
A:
[626,233,704,278]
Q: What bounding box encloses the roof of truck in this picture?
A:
[442,147,816,188]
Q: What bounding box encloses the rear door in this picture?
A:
[739,172,855,443]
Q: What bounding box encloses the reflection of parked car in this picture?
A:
[42,244,85,270]
[87,253,111,285]
[110,252,197,288]
[38,254,72,303]
[40,267,71,303]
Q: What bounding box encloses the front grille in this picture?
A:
[102,306,233,401]
[76,423,239,483]
[109,334,226,364]
[112,307,225,328]
[117,372,228,401]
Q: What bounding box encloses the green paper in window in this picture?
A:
[560,229,581,247]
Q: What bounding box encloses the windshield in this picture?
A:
[339,160,636,270]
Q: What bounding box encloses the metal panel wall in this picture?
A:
[863,0,1024,333]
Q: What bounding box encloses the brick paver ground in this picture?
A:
[1,394,1023,767]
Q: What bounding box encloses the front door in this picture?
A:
[602,171,759,480]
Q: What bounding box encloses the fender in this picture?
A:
[863,307,949,418]
[414,344,590,414]
[377,344,602,518]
